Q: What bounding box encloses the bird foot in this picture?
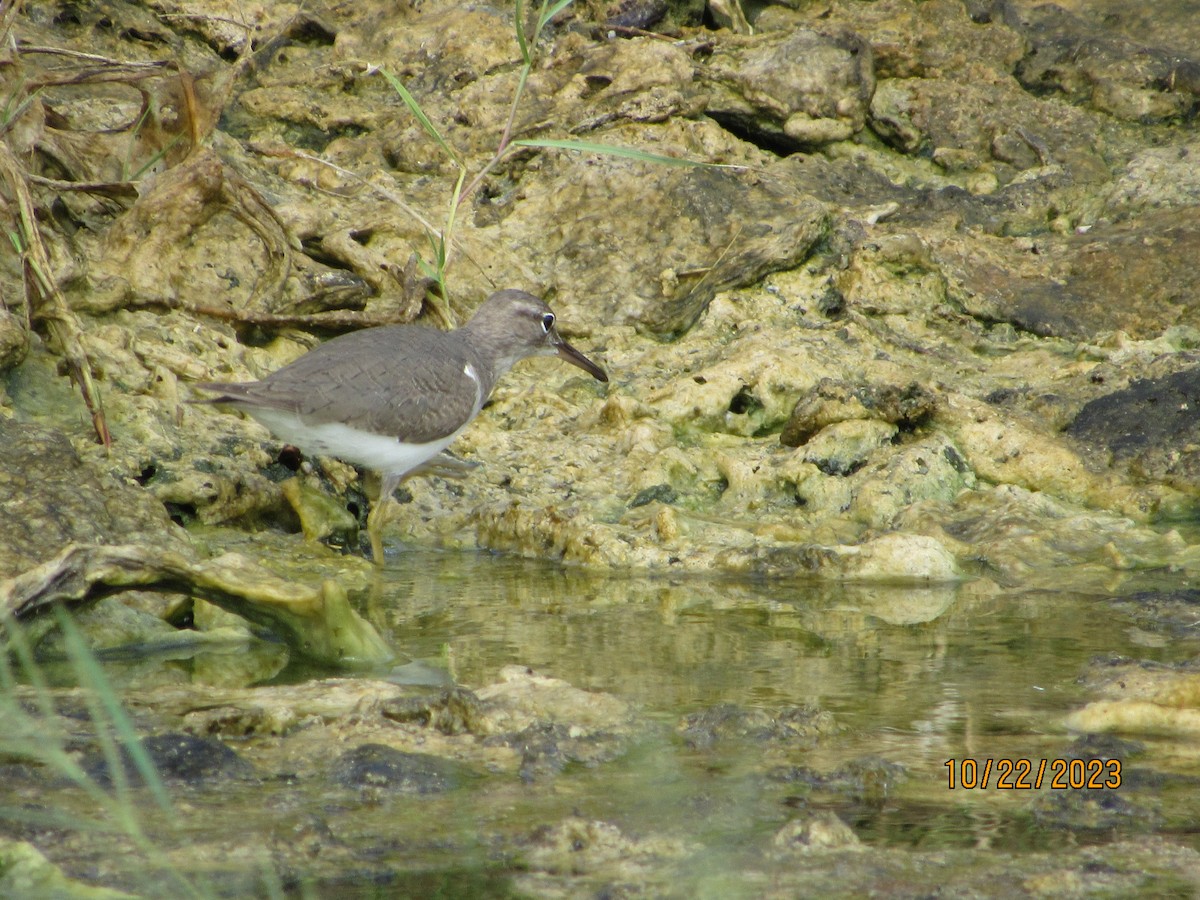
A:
[366,498,393,566]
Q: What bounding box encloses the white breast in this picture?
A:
[246,408,468,480]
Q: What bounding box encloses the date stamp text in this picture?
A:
[944,758,1121,790]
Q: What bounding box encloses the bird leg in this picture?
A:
[367,474,400,565]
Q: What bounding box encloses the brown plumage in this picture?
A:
[196,289,607,561]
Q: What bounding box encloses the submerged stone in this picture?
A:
[329,744,470,794]
[82,732,255,787]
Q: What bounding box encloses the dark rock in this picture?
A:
[329,744,469,793]
[1065,366,1200,490]
[82,732,255,787]
[628,483,677,508]
[603,0,668,32]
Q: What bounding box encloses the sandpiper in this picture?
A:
[196,290,608,561]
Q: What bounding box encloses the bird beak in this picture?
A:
[554,336,608,382]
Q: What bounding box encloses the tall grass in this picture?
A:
[0,607,212,898]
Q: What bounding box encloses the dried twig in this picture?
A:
[0,0,24,47]
[25,175,139,198]
[164,301,407,333]
[0,142,112,446]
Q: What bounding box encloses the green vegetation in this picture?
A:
[0,608,213,898]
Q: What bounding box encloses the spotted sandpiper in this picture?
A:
[196,290,608,562]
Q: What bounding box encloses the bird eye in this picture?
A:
[541,313,554,333]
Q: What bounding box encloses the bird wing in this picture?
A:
[199,327,484,444]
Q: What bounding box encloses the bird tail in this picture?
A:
[189,382,254,405]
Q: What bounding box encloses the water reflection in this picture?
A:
[16,546,1200,897]
[351,553,1131,728]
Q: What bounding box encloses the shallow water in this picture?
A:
[296,551,1200,866]
[14,547,1200,896]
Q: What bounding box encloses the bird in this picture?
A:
[195,289,608,562]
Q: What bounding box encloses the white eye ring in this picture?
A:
[541,313,554,333]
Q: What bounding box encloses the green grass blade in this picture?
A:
[378,68,463,166]
[514,0,531,64]
[537,0,576,34]
[53,605,174,816]
[0,620,141,814]
[3,730,130,812]
[53,607,134,813]
[424,231,446,270]
[2,611,212,898]
[130,134,184,181]
[1,608,59,724]
[1,86,43,133]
